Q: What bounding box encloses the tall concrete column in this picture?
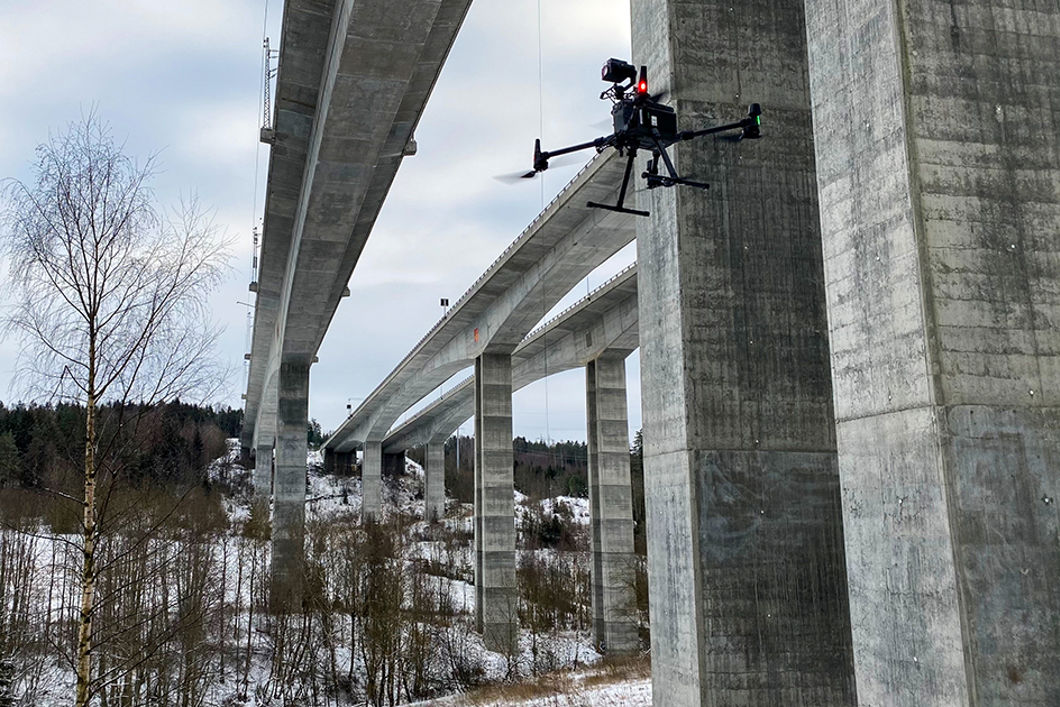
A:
[586,353,638,654]
[473,352,517,653]
[270,360,309,612]
[362,440,382,520]
[254,443,273,499]
[805,0,1060,703]
[426,438,446,521]
[630,0,856,704]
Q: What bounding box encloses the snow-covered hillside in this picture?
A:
[0,441,648,706]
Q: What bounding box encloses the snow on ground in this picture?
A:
[406,674,652,706]
[541,495,590,525]
[218,446,632,703]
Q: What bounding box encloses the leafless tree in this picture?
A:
[1,115,229,707]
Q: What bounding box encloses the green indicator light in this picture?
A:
[755,115,761,125]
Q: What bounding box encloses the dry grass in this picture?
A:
[454,654,651,705]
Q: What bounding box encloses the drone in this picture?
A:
[519,58,761,217]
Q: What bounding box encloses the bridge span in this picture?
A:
[239,0,473,609]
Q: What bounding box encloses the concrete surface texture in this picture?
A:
[805,0,1060,702]
[474,353,518,653]
[630,0,857,704]
[586,353,639,654]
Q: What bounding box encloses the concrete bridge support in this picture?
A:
[585,353,639,654]
[363,441,382,520]
[806,0,1060,703]
[254,443,273,499]
[631,0,856,703]
[426,438,446,521]
[270,361,309,612]
[474,352,517,653]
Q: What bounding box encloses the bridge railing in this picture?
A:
[521,262,637,343]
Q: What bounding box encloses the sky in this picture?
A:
[0,0,640,444]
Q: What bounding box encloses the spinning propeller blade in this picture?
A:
[493,170,538,184]
[494,150,587,185]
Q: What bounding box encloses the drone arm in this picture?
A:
[541,135,611,162]
[677,117,751,141]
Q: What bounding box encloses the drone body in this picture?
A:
[524,58,761,217]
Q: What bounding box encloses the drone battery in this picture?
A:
[612,102,636,133]
[642,103,677,141]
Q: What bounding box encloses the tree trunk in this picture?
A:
[75,353,97,707]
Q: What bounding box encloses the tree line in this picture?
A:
[0,401,241,527]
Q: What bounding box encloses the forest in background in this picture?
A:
[0,401,242,531]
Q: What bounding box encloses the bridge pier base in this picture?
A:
[270,361,309,613]
[426,438,446,521]
[586,353,638,655]
[474,352,517,653]
[806,0,1060,701]
[362,441,382,520]
[631,0,856,703]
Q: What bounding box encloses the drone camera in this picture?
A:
[601,58,637,84]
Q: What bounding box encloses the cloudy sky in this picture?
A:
[0,0,640,444]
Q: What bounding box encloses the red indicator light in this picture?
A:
[638,80,648,94]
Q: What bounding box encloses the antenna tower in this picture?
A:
[262,37,279,131]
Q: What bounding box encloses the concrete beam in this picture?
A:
[586,353,638,655]
[270,361,310,613]
[474,353,517,653]
[806,0,1060,702]
[631,0,856,703]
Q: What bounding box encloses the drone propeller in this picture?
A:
[493,152,588,184]
[493,169,539,184]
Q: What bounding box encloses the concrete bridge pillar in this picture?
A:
[630,0,856,703]
[270,360,309,612]
[586,352,638,654]
[362,440,382,520]
[805,0,1060,703]
[426,438,446,521]
[254,443,273,499]
[474,352,517,653]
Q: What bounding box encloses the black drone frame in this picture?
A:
[524,59,761,217]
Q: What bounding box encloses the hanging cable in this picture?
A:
[536,0,545,212]
[536,0,552,457]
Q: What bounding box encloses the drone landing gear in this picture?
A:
[586,149,651,217]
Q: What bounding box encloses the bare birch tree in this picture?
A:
[1,115,229,707]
